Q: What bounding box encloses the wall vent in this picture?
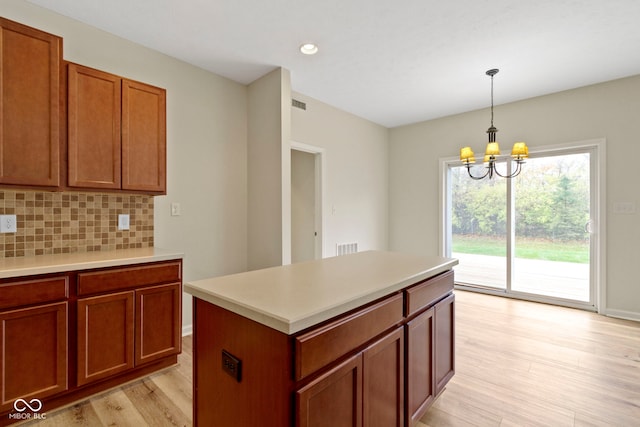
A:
[292,98,307,110]
[336,242,358,256]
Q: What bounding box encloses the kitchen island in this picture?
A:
[185,250,458,427]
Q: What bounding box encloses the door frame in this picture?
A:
[291,141,325,260]
[439,138,606,313]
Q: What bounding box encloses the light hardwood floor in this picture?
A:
[419,291,640,427]
[22,290,640,426]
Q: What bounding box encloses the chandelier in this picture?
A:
[459,69,528,179]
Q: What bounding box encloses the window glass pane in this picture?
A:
[451,165,507,289]
[512,153,591,301]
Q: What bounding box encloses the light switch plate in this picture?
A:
[118,214,130,230]
[171,202,181,216]
[0,215,17,233]
[613,202,636,214]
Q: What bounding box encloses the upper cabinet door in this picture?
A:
[0,18,61,187]
[67,63,122,189]
[122,79,166,193]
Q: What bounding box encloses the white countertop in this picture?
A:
[0,247,184,279]
[185,250,457,335]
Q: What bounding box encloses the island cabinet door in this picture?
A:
[434,293,455,396]
[405,307,435,425]
[296,352,363,427]
[77,291,135,386]
[363,326,404,427]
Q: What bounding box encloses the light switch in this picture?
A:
[118,214,130,230]
[171,202,181,216]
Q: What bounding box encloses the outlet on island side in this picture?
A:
[0,215,17,233]
[222,350,242,382]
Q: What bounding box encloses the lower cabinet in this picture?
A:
[0,275,69,413]
[434,293,455,396]
[0,259,182,422]
[296,352,363,427]
[135,283,182,365]
[77,291,135,386]
[77,265,182,386]
[77,282,181,386]
[405,293,455,425]
[405,307,435,425]
[0,302,68,411]
[362,327,404,427]
[296,326,404,427]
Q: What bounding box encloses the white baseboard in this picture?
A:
[182,324,193,337]
[605,308,640,322]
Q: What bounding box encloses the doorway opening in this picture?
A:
[291,142,324,262]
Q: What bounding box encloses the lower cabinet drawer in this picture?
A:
[0,276,68,310]
[294,293,403,381]
[77,261,181,295]
[404,270,454,317]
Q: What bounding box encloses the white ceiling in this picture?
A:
[27,0,640,128]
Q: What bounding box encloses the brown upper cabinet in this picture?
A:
[68,63,166,194]
[67,64,121,190]
[0,17,61,188]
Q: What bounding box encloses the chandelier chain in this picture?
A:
[490,73,494,128]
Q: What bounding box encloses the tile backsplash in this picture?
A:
[0,190,154,258]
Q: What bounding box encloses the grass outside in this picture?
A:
[452,234,589,264]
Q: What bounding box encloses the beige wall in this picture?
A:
[3,0,249,333]
[247,68,292,270]
[389,75,640,319]
[291,92,390,256]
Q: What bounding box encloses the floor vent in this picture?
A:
[336,242,358,256]
[292,98,307,110]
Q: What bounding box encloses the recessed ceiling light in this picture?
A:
[300,43,318,55]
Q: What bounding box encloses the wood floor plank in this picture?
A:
[122,378,190,427]
[429,388,502,426]
[23,401,103,426]
[421,290,640,427]
[150,369,192,419]
[88,389,147,426]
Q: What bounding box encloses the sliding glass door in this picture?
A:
[446,144,598,309]
[512,153,591,302]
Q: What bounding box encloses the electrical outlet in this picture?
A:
[0,215,17,233]
[222,350,242,382]
[118,214,130,230]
